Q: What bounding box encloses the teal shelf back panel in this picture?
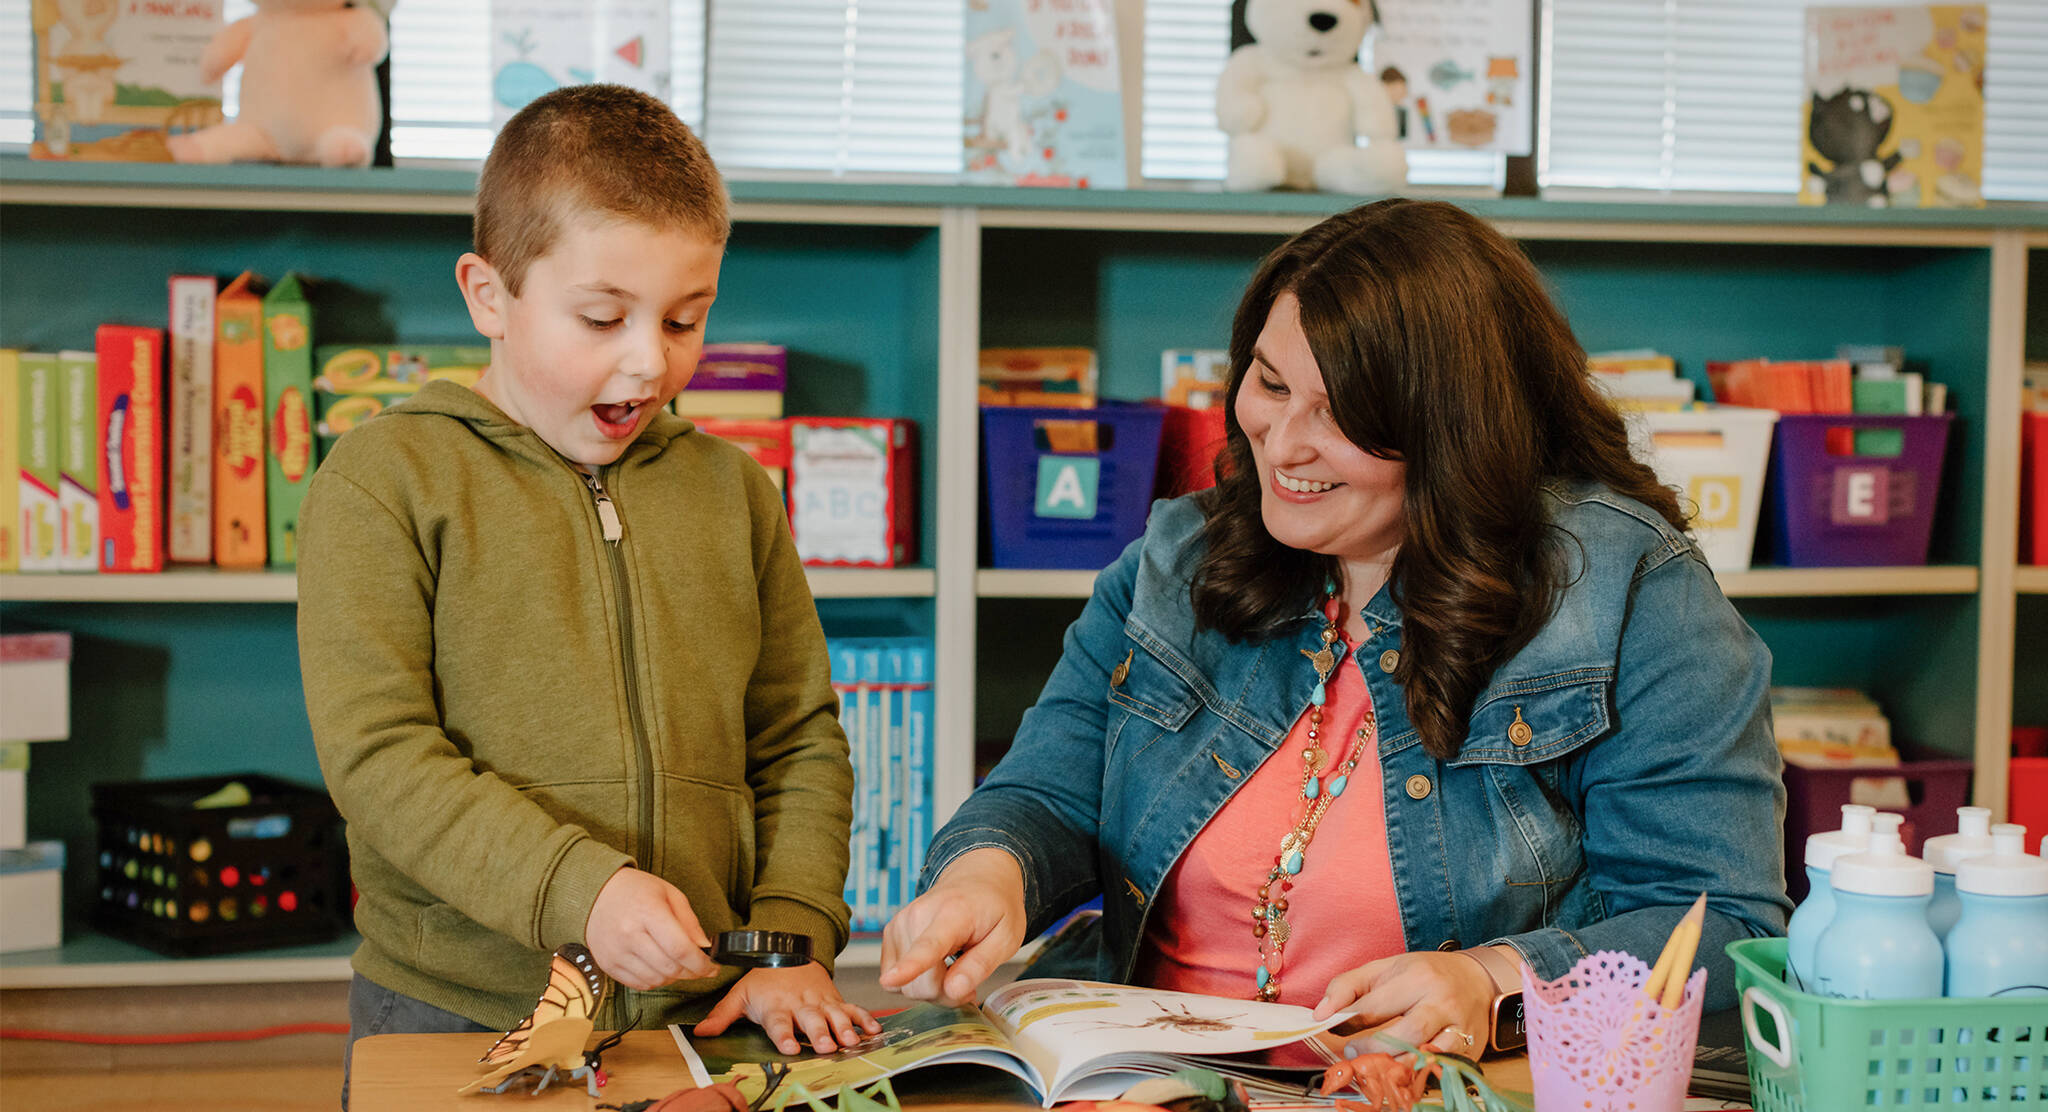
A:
[0,602,317,914]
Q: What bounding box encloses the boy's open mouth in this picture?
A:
[592,402,643,435]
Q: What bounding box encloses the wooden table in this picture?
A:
[348,1030,1535,1112]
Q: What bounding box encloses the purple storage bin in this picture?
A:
[1781,758,1972,901]
[983,403,1165,570]
[1767,413,1953,566]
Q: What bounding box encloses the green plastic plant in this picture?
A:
[1375,1038,1535,1112]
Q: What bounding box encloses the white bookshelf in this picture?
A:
[0,567,936,603]
[2017,566,2048,595]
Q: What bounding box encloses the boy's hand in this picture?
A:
[693,963,881,1055]
[586,867,719,990]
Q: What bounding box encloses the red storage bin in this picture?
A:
[2009,757,2048,841]
[1781,758,1972,901]
[1156,405,1227,499]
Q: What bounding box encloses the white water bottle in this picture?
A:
[1922,806,1996,941]
[1945,824,2048,998]
[1813,824,1943,999]
[1786,803,1876,991]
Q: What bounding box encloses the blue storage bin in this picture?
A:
[983,403,1165,570]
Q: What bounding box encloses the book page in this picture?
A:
[980,979,1352,1101]
[677,1002,1045,1104]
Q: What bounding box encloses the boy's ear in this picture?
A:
[456,252,509,340]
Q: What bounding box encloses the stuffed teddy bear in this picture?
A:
[1215,0,1407,194]
[167,0,387,167]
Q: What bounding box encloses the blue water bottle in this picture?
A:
[1945,824,2048,998]
[1786,803,1875,992]
[1813,825,1943,999]
[1922,805,1995,941]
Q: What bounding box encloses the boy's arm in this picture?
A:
[737,470,855,970]
[297,468,630,951]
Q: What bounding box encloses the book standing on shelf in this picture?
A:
[213,273,268,569]
[55,350,98,573]
[0,351,17,573]
[261,275,315,568]
[17,353,61,572]
[829,636,935,933]
[168,275,217,565]
[96,325,164,573]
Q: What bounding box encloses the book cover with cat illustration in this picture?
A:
[1802,5,1986,208]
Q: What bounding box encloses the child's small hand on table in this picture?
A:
[694,963,881,1055]
[587,867,720,989]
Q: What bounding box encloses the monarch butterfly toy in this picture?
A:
[458,942,612,1097]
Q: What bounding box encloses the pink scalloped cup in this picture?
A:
[1520,951,1707,1112]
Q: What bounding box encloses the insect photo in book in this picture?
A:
[1068,1001,1249,1035]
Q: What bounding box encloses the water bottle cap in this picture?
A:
[1830,832,1934,896]
[1872,812,1904,834]
[1805,804,1879,869]
[1955,825,2048,896]
[1923,806,1999,873]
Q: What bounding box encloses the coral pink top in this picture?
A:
[1136,638,1407,1018]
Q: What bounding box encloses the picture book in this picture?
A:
[1373,0,1532,154]
[964,0,1127,188]
[262,275,315,568]
[310,344,488,458]
[490,0,670,130]
[167,275,216,564]
[0,350,18,573]
[16,353,60,573]
[55,350,98,573]
[96,325,164,573]
[827,636,935,931]
[1802,5,1986,208]
[787,418,917,568]
[30,0,225,161]
[213,273,266,569]
[680,980,1351,1108]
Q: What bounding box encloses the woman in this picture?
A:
[881,199,1788,1061]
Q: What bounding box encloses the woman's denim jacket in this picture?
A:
[923,482,1790,1010]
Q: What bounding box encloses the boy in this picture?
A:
[299,85,876,1103]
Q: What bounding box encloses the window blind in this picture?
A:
[1139,0,1504,188]
[702,0,963,175]
[1543,0,2048,201]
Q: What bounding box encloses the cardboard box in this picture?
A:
[978,347,1097,408]
[0,350,18,573]
[17,352,60,572]
[214,273,267,569]
[696,419,792,494]
[0,767,23,851]
[2,633,74,745]
[787,417,917,567]
[96,325,165,573]
[56,350,98,572]
[310,344,488,457]
[263,275,316,567]
[0,841,64,953]
[168,275,217,563]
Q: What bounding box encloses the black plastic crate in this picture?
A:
[90,773,349,957]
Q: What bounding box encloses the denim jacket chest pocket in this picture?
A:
[1102,633,1206,828]
[1442,669,1613,928]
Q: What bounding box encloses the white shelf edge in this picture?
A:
[974,566,1984,601]
[1,567,936,603]
[976,569,1100,598]
[1715,565,1980,597]
[2017,567,2048,595]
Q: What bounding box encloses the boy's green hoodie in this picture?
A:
[298,380,852,1030]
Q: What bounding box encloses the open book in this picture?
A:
[674,979,1352,1108]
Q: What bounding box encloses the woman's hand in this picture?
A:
[1313,949,1500,1058]
[877,848,1027,1006]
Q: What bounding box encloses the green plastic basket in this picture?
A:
[1728,937,2048,1109]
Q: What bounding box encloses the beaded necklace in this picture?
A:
[1250,580,1374,1002]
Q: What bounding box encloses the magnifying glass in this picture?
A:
[709,929,814,968]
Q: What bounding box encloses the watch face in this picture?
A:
[1491,992,1526,1051]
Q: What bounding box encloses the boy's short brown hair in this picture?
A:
[475,84,730,296]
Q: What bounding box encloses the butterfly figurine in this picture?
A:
[459,942,610,1096]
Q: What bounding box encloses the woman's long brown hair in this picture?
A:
[1190,199,1686,761]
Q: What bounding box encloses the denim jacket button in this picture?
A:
[1378,649,1400,674]
[1405,774,1432,800]
[1436,939,1459,952]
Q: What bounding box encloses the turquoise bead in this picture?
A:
[1304,778,1320,800]
[1256,965,1270,990]
[1283,850,1304,874]
[1311,682,1327,706]
[1330,774,1348,797]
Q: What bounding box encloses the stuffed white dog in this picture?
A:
[1215,0,1407,193]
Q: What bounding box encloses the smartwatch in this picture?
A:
[1488,989,1526,1052]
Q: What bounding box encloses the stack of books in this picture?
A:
[829,636,935,934]
[674,343,786,421]
[1587,350,1696,410]
[1772,686,1908,808]
[1708,345,1947,416]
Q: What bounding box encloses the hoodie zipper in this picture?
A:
[581,466,656,1022]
